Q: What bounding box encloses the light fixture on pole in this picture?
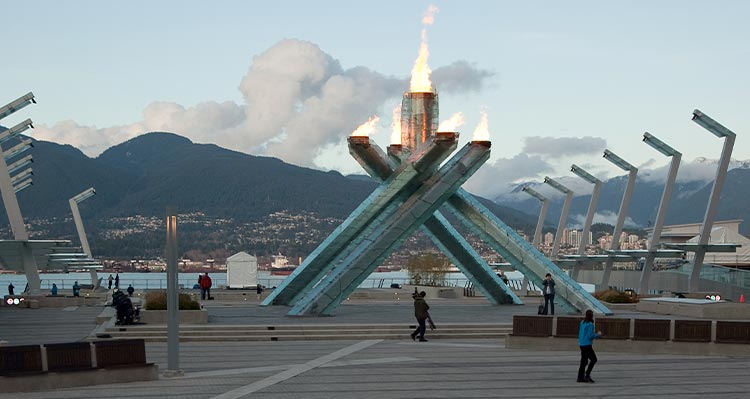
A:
[543,176,574,260]
[600,149,638,288]
[570,164,602,279]
[639,133,681,294]
[688,110,736,292]
[70,187,98,286]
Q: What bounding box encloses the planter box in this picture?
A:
[138,309,208,324]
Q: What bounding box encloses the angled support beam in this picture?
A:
[347,138,520,306]
[445,190,611,315]
[262,134,458,306]
[689,110,736,291]
[70,187,98,287]
[522,186,550,296]
[570,165,602,279]
[290,140,492,316]
[544,176,574,259]
[639,133,681,294]
[0,92,35,121]
[600,150,638,289]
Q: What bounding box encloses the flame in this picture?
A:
[422,4,439,25]
[472,111,490,141]
[438,112,465,132]
[390,105,402,144]
[409,5,439,93]
[351,116,380,137]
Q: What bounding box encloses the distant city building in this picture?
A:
[543,232,554,246]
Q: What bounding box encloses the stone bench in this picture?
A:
[507,315,750,356]
[0,339,158,393]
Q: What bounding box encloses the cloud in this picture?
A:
[431,60,494,94]
[573,210,638,228]
[33,39,494,167]
[463,153,554,199]
[638,157,748,184]
[522,136,607,158]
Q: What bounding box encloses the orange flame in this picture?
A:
[472,111,490,141]
[438,112,465,132]
[351,116,380,137]
[390,105,402,144]
[409,5,439,93]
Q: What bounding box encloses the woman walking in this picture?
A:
[578,309,602,383]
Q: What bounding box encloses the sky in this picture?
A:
[2,1,749,200]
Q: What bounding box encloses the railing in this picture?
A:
[670,263,750,290]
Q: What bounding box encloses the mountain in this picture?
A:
[499,168,750,235]
[0,131,539,259]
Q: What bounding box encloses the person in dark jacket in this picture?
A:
[126,284,135,297]
[410,291,430,342]
[578,309,602,383]
[7,283,14,296]
[199,272,212,300]
[542,273,556,315]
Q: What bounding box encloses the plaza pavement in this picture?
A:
[2,297,750,398]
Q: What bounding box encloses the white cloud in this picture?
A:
[522,136,607,158]
[32,39,494,168]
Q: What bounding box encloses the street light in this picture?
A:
[70,187,98,287]
[688,109,736,292]
[639,133,681,294]
[544,176,574,259]
[601,149,638,288]
[521,185,550,296]
[570,164,602,279]
[0,92,35,121]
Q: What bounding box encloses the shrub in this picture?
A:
[593,289,639,304]
[144,291,201,310]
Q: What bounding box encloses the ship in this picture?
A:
[270,254,298,275]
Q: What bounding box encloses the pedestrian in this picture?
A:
[410,291,430,342]
[114,273,120,289]
[51,283,58,296]
[108,274,113,290]
[498,271,509,285]
[127,284,135,297]
[542,273,555,315]
[256,283,263,300]
[7,282,14,296]
[199,272,212,300]
[578,309,602,383]
[72,281,81,297]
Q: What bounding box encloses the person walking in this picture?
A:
[542,273,556,315]
[410,291,430,342]
[7,283,14,296]
[578,309,602,383]
[127,284,135,297]
[114,273,120,289]
[498,271,509,285]
[199,272,212,300]
[107,274,114,290]
[51,283,58,296]
[256,283,264,300]
[72,281,81,297]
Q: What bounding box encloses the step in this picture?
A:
[95,331,511,343]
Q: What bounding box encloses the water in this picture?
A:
[0,270,535,297]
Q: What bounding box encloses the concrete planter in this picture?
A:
[138,309,208,324]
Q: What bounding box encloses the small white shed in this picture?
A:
[226,252,258,289]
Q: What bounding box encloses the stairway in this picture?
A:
[93,323,512,343]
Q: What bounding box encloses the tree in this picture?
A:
[406,253,452,286]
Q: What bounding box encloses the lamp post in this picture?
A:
[521,186,549,295]
[688,110,736,292]
[570,165,602,280]
[639,133,681,294]
[165,206,182,376]
[600,150,638,288]
[544,176,574,260]
[70,187,97,287]
[0,93,38,293]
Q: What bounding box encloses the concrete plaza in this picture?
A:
[2,298,750,398]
